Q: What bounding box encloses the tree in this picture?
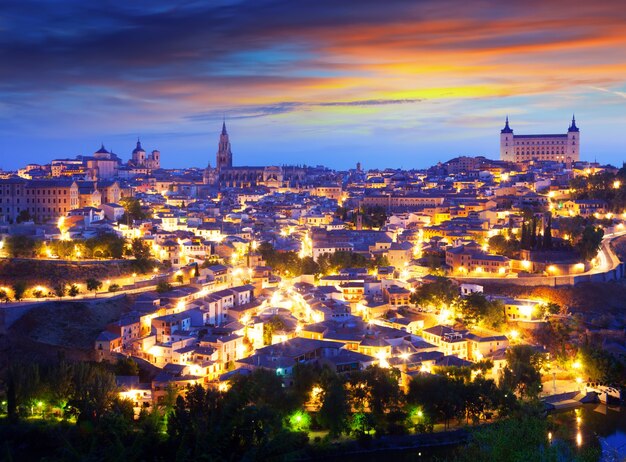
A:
[356,205,387,229]
[84,233,126,259]
[114,357,139,376]
[460,414,600,462]
[263,315,286,345]
[318,371,349,437]
[119,197,150,223]
[69,362,118,422]
[488,234,519,257]
[16,209,33,223]
[156,281,172,293]
[86,278,103,297]
[68,284,80,297]
[0,288,10,303]
[579,343,625,385]
[459,294,505,329]
[6,235,37,258]
[542,213,553,250]
[500,345,545,398]
[577,225,604,261]
[130,238,153,273]
[131,237,151,261]
[300,256,319,275]
[12,281,27,301]
[410,276,458,310]
[407,374,465,429]
[53,282,66,299]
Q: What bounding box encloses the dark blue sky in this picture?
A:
[1,0,626,170]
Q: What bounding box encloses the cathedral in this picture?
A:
[499,116,580,164]
[128,139,161,170]
[203,122,304,189]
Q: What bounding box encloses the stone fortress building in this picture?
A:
[204,122,304,189]
[500,116,580,164]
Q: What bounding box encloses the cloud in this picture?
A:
[589,86,626,99]
[185,98,423,121]
[2,0,626,169]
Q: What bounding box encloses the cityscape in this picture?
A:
[1,2,626,462]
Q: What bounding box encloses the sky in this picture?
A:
[1,0,626,170]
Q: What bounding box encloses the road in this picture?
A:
[452,229,626,284]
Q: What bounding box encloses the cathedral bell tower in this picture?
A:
[216,121,233,171]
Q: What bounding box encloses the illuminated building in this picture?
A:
[500,115,580,164]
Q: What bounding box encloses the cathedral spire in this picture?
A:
[216,121,233,171]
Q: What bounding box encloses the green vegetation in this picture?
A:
[86,278,103,297]
[410,276,458,309]
[119,197,152,223]
[577,225,604,261]
[488,234,520,258]
[520,211,553,251]
[5,359,120,424]
[500,345,546,399]
[4,232,126,260]
[263,315,287,345]
[0,349,567,462]
[458,412,600,462]
[259,242,388,277]
[68,284,80,297]
[4,235,38,258]
[156,281,173,293]
[129,237,155,273]
[569,168,626,212]
[11,281,27,301]
[579,343,625,385]
[336,205,388,229]
[458,292,506,329]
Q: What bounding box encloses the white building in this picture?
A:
[500,116,580,164]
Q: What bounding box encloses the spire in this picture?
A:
[501,115,513,134]
[221,119,227,136]
[569,114,579,132]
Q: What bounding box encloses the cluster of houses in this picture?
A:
[97,256,547,415]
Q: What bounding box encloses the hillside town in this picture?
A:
[1,118,625,462]
[1,119,624,419]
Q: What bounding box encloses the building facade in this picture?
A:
[204,122,305,188]
[0,178,80,223]
[500,116,580,164]
[129,139,160,171]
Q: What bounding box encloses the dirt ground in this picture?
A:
[0,296,133,369]
[0,258,134,287]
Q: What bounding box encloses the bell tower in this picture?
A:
[216,121,233,171]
